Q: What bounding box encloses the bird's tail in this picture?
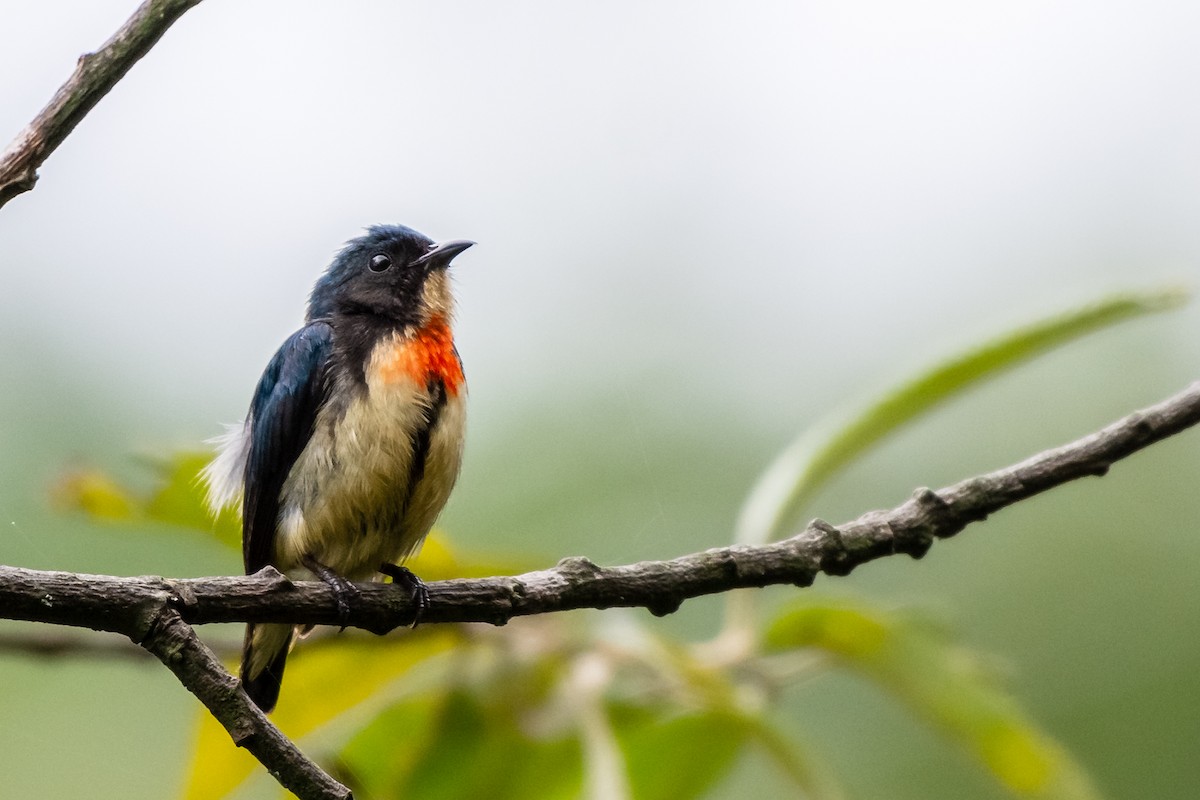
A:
[241,622,293,713]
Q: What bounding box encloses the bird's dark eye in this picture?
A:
[369,253,393,272]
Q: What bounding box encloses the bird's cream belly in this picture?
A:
[274,379,465,580]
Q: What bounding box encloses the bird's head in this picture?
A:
[308,224,474,328]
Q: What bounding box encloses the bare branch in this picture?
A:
[5,6,1193,800]
[3,380,1197,800]
[139,608,352,800]
[0,577,350,798]
[0,0,203,209]
[3,381,1198,632]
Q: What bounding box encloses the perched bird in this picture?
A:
[202,225,473,712]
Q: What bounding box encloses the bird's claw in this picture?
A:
[301,554,359,629]
[379,563,429,627]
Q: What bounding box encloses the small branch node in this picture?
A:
[646,595,683,617]
[556,556,602,578]
[167,581,198,611]
[810,518,854,576]
[252,565,293,590]
[791,569,817,588]
[911,486,950,514]
[1128,412,1154,439]
[716,550,740,581]
[229,720,257,747]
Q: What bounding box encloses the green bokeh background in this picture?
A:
[2,1,1199,798]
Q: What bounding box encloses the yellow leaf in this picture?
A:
[51,470,138,520]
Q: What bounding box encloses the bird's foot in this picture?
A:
[379,563,429,627]
[301,554,359,629]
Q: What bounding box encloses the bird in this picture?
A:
[202,224,473,712]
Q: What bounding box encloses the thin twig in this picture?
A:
[0,629,242,661]
[0,629,153,660]
[0,0,203,208]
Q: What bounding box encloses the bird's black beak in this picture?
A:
[414,239,475,268]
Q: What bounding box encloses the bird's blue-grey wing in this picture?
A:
[242,321,334,574]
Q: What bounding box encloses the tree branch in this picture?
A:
[5,6,1192,800]
[140,607,352,800]
[4,380,1199,631]
[4,380,1198,800]
[0,0,203,209]
[0,568,352,799]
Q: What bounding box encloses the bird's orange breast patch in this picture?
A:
[374,317,464,396]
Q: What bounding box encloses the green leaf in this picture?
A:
[610,705,751,800]
[333,696,442,797]
[336,638,583,800]
[765,602,1102,800]
[735,288,1187,545]
[386,690,583,800]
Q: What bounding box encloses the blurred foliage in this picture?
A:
[52,288,1187,799]
[735,288,1186,546]
[53,452,241,550]
[765,603,1099,800]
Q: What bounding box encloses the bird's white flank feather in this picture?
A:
[201,421,251,515]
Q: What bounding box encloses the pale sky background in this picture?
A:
[2,2,1199,799]
[3,0,1197,440]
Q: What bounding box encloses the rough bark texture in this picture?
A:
[140,608,353,800]
[1,384,1197,800]
[4,381,1199,634]
[6,5,1196,796]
